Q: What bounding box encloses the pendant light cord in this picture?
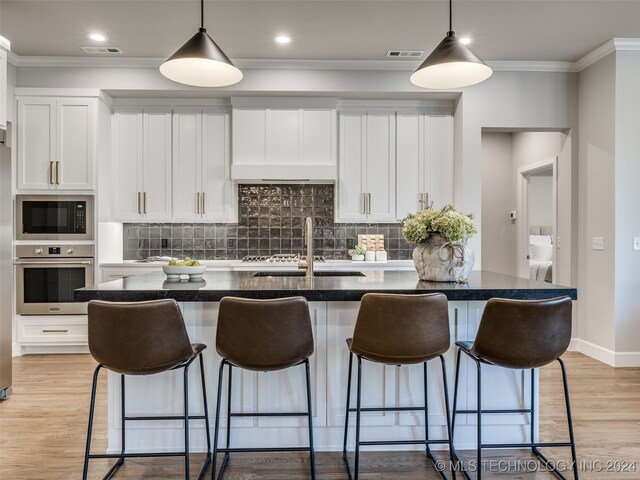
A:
[201,0,204,30]
[449,0,453,32]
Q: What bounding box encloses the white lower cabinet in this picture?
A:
[16,316,88,349]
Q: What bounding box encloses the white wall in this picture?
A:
[528,174,553,227]
[614,51,640,355]
[577,52,616,355]
[481,132,517,276]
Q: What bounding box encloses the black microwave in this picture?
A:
[16,195,94,241]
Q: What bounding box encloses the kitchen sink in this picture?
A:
[253,271,365,277]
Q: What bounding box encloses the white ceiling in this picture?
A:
[2,1,640,62]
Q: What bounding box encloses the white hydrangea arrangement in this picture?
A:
[402,205,477,245]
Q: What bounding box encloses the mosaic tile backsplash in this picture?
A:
[123,184,414,260]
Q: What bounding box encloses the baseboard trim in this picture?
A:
[568,338,640,367]
[12,343,21,357]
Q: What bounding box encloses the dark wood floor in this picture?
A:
[2,352,640,479]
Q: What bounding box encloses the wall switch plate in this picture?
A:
[592,237,604,251]
[556,236,561,249]
[634,237,640,251]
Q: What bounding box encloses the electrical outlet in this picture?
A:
[346,238,356,249]
[161,238,168,249]
[592,237,604,251]
[556,236,561,249]
[634,237,640,251]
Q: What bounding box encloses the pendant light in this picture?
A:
[160,0,242,87]
[410,0,492,89]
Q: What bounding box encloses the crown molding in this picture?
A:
[8,38,640,73]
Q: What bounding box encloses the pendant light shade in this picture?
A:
[160,0,242,87]
[411,0,492,89]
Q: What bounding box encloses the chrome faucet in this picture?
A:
[298,216,314,278]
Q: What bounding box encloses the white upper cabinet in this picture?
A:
[231,99,337,181]
[337,111,396,222]
[17,97,96,191]
[113,108,172,222]
[172,108,233,223]
[396,113,453,218]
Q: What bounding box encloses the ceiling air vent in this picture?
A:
[386,50,424,58]
[81,46,123,54]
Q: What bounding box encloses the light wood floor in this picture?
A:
[1,352,640,479]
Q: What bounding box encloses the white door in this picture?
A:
[396,113,424,218]
[201,110,233,221]
[113,110,143,221]
[424,115,453,209]
[142,110,172,222]
[365,113,396,222]
[337,113,366,222]
[172,110,202,222]
[17,97,56,190]
[57,98,95,190]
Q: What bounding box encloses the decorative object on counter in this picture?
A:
[357,234,385,251]
[375,250,388,262]
[403,205,477,282]
[348,244,366,262]
[364,250,376,262]
[410,0,492,89]
[159,0,242,87]
[162,257,205,282]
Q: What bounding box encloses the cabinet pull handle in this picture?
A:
[143,192,147,214]
[137,192,141,214]
[43,329,68,333]
[196,192,201,214]
[419,193,424,209]
[361,193,366,214]
[367,193,372,214]
[201,192,205,215]
[49,161,54,185]
[55,161,60,185]
[424,192,429,208]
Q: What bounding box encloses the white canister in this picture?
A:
[364,250,376,262]
[375,250,388,262]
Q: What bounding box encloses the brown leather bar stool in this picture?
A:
[343,293,456,480]
[83,299,211,480]
[212,296,316,479]
[451,296,578,480]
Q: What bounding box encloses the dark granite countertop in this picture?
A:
[75,270,577,302]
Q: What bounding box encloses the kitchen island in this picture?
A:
[75,270,576,455]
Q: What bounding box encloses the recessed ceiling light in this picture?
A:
[274,35,291,45]
[88,33,107,42]
[460,37,472,45]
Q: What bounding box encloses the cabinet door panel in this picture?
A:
[232,109,266,164]
[172,111,201,222]
[266,109,299,165]
[113,110,143,221]
[337,114,366,222]
[143,111,172,221]
[202,111,233,221]
[17,98,56,190]
[365,113,396,222]
[396,114,424,218]
[301,110,335,165]
[57,99,94,190]
[425,115,453,208]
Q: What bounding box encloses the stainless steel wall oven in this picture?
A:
[16,195,94,241]
[15,245,94,315]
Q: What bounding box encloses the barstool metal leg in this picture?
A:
[212,360,227,480]
[343,351,354,466]
[476,360,482,480]
[530,368,536,451]
[354,355,363,480]
[199,353,212,464]
[424,362,430,456]
[304,359,317,479]
[559,358,579,480]
[440,355,456,480]
[83,365,102,480]
[183,363,191,480]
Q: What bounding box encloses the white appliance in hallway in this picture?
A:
[0,130,12,399]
